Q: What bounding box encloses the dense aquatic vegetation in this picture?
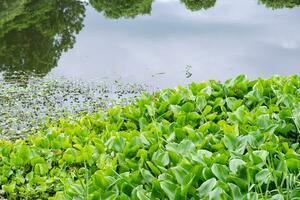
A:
[1,75,300,199]
[0,77,148,140]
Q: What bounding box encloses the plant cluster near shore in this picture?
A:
[0,77,148,140]
[0,75,300,199]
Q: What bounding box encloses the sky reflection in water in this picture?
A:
[1,0,300,88]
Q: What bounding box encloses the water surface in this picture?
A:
[1,0,300,88]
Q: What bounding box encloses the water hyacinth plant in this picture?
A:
[0,75,300,199]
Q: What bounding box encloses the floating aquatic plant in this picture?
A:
[0,75,300,199]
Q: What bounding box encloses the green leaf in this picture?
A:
[202,85,212,96]
[160,180,177,200]
[196,96,207,112]
[229,159,246,174]
[226,97,243,111]
[251,150,269,166]
[110,137,126,152]
[197,178,217,198]
[202,167,214,180]
[61,148,77,164]
[172,165,188,185]
[255,169,271,184]
[246,192,258,200]
[227,175,248,191]
[208,187,227,200]
[146,104,155,117]
[169,93,182,105]
[202,105,213,116]
[211,164,229,181]
[132,185,151,200]
[16,144,32,165]
[182,102,195,113]
[67,183,84,198]
[228,183,243,200]
[92,170,111,188]
[229,105,248,124]
[286,158,300,172]
[152,150,170,167]
[140,169,154,183]
[34,163,49,176]
[146,161,161,176]
[166,139,195,156]
[181,172,195,196]
[292,108,300,131]
[2,182,16,194]
[223,134,239,151]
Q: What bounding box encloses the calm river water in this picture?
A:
[1,0,300,87]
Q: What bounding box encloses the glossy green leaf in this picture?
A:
[197,178,217,198]
[211,164,229,181]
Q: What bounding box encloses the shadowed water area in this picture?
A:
[0,0,300,87]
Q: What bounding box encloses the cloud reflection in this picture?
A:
[54,0,300,87]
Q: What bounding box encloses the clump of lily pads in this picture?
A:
[0,76,150,140]
[0,75,300,199]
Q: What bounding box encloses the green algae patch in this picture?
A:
[1,75,300,199]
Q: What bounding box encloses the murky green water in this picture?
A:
[1,0,300,87]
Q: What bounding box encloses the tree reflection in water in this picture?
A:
[258,0,300,9]
[0,0,86,81]
[0,0,299,82]
[89,0,154,19]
